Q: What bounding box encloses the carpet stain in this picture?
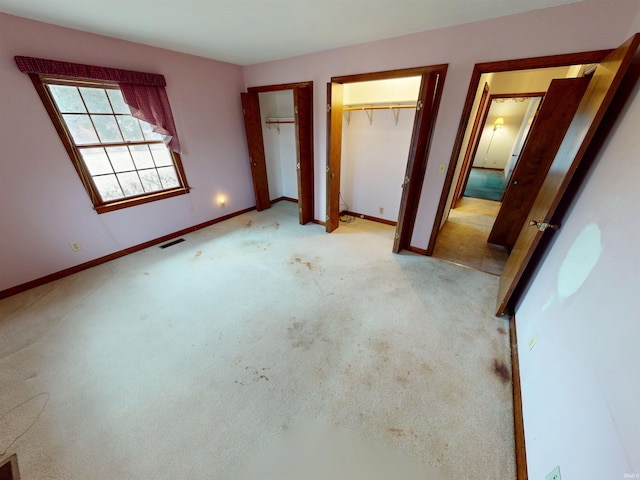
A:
[497,327,507,335]
[288,321,315,350]
[420,363,434,374]
[246,220,253,227]
[373,339,390,354]
[143,272,150,275]
[293,257,313,270]
[388,428,405,438]
[492,359,511,384]
[395,375,409,386]
[194,250,202,259]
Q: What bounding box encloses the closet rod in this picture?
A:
[343,104,416,111]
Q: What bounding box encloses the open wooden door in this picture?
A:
[241,92,270,211]
[293,86,314,224]
[326,82,343,232]
[452,82,490,209]
[496,33,640,315]
[488,76,591,249]
[393,72,439,252]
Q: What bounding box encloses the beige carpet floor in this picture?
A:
[0,201,515,479]
[433,197,509,276]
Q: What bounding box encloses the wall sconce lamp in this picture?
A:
[493,117,505,131]
[216,195,226,207]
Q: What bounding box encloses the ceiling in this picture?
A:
[0,0,582,66]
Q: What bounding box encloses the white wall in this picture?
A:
[515,62,640,478]
[258,90,298,201]
[340,78,419,221]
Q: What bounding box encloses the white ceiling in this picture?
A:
[0,0,582,66]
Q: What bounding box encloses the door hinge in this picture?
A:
[326,165,330,173]
[401,175,410,188]
[326,214,329,221]
[327,104,331,113]
[296,162,301,170]
[416,100,424,111]
[294,106,298,114]
[299,207,303,213]
[529,220,559,232]
[395,232,400,240]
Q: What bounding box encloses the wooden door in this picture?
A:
[241,92,270,211]
[496,33,640,315]
[393,72,439,252]
[293,86,314,224]
[452,83,490,209]
[325,82,343,232]
[488,76,591,249]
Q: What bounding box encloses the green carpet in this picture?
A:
[464,168,506,201]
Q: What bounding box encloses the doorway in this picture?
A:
[429,35,640,315]
[326,65,447,253]
[430,55,607,275]
[241,82,314,224]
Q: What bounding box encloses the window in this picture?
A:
[36,77,189,213]
[15,56,189,214]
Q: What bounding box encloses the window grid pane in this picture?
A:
[47,83,184,204]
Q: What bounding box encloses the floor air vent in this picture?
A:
[159,238,185,249]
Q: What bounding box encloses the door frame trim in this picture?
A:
[427,49,612,255]
[327,64,448,251]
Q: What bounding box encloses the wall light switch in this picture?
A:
[528,333,539,350]
[545,466,561,480]
[438,163,446,174]
[69,241,82,252]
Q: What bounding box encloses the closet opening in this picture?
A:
[326,65,448,253]
[241,82,314,224]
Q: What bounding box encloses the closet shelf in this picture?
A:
[343,103,417,126]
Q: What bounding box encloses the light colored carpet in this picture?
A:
[0,201,515,479]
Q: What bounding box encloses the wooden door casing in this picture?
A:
[496,33,640,315]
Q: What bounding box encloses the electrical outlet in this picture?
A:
[545,466,561,480]
[438,163,446,174]
[69,241,82,252]
[379,207,384,214]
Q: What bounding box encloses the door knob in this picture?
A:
[529,220,559,232]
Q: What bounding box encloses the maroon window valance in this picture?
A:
[15,56,181,153]
[14,56,166,86]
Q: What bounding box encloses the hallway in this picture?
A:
[432,197,508,276]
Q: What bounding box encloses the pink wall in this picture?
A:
[515,58,640,478]
[0,13,253,292]
[243,0,638,248]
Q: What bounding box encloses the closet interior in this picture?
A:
[258,90,298,204]
[339,76,421,225]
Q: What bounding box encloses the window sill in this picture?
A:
[95,187,191,214]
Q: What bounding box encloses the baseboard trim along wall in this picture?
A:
[510,315,528,480]
[0,206,256,300]
[340,210,398,227]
